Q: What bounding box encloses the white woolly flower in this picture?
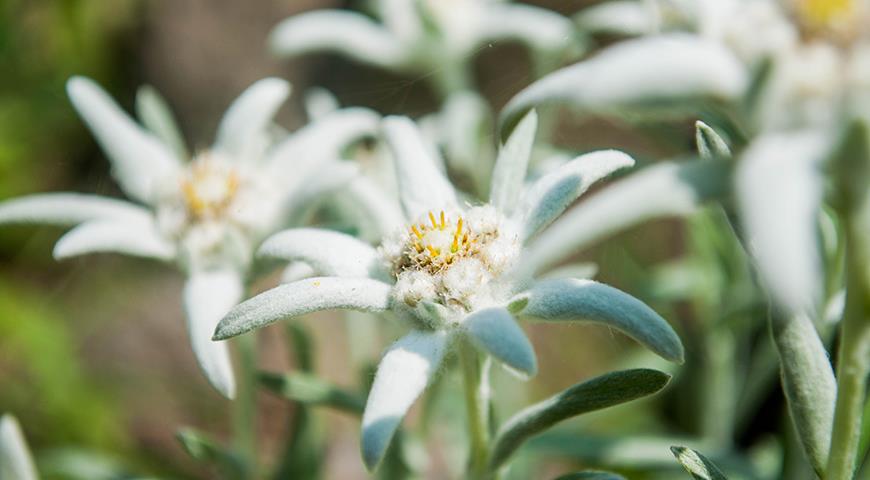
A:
[215,113,684,471]
[268,0,577,92]
[0,76,379,398]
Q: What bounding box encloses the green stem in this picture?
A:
[827,218,870,480]
[234,332,258,478]
[459,340,490,479]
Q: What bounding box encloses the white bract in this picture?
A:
[214,112,684,470]
[0,76,379,398]
[0,415,38,480]
[268,0,576,92]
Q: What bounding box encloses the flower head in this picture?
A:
[214,112,684,470]
[0,76,379,398]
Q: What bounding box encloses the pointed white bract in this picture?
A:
[0,415,38,480]
[216,115,682,472]
[214,277,393,340]
[258,228,384,278]
[184,270,243,398]
[215,78,291,160]
[53,219,176,261]
[736,131,829,315]
[500,34,747,131]
[67,76,181,205]
[361,330,449,471]
[382,116,457,219]
[0,193,149,226]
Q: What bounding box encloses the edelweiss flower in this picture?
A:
[0,77,379,398]
[268,0,576,92]
[214,113,684,470]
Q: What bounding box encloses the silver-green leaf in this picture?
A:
[259,371,366,415]
[488,369,671,471]
[670,446,728,480]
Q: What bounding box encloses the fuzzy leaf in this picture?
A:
[53,219,176,262]
[213,277,392,340]
[574,1,655,37]
[518,160,731,277]
[519,279,684,363]
[361,330,449,471]
[463,307,537,377]
[670,446,728,480]
[477,4,576,52]
[517,149,635,241]
[259,371,365,414]
[771,313,835,475]
[695,121,731,161]
[488,369,671,470]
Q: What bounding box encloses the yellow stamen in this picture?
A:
[452,217,463,253]
[429,211,438,229]
[411,225,423,239]
[440,211,446,229]
[427,245,439,257]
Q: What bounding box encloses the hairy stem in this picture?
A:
[460,340,490,478]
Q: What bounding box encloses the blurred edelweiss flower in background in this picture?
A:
[0,415,38,480]
[0,76,379,398]
[268,0,578,92]
[213,112,684,471]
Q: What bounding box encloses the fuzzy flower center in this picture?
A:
[408,211,477,273]
[181,155,241,221]
[382,206,519,314]
[792,0,863,40]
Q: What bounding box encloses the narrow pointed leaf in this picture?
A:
[518,278,684,363]
[490,110,538,214]
[67,77,180,204]
[136,85,188,159]
[695,121,731,161]
[176,428,246,478]
[269,11,407,68]
[499,34,746,135]
[736,130,828,315]
[518,160,731,277]
[0,193,149,226]
[670,446,728,480]
[53,219,176,261]
[184,270,242,398]
[517,149,635,241]
[489,369,671,470]
[361,330,449,471]
[214,78,290,161]
[259,371,365,414]
[0,415,38,480]
[771,313,835,475]
[214,277,392,340]
[463,307,537,377]
[258,228,383,278]
[383,116,457,219]
[554,472,627,480]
